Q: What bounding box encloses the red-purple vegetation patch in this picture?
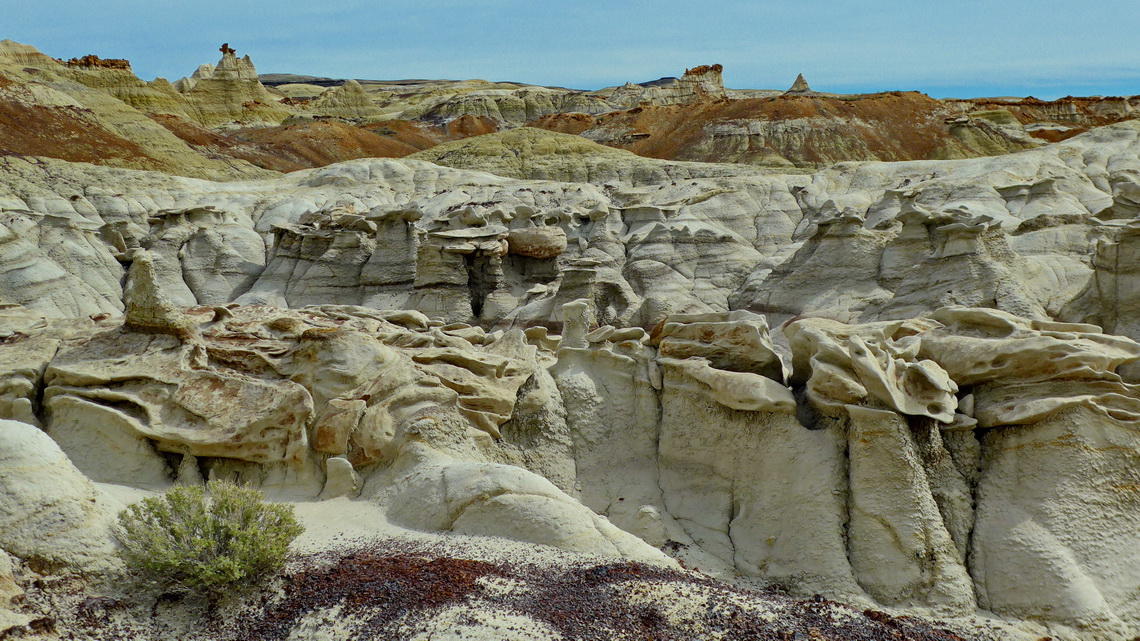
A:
[237,540,970,641]
[239,542,500,640]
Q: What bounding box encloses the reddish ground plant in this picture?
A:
[237,540,969,641]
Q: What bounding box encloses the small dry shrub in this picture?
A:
[115,480,302,596]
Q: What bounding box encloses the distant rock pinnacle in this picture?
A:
[787,73,811,94]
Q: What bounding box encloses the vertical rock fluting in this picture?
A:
[1091,221,1140,343]
[4,293,1140,637]
[971,406,1140,638]
[845,405,974,612]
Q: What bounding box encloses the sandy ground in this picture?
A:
[94,483,625,567]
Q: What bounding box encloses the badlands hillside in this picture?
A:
[1,39,1140,640]
[2,40,1138,176]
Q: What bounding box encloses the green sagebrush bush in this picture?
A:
[115,480,303,596]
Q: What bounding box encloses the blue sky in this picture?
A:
[5,0,1138,99]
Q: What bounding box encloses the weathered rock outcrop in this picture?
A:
[0,41,275,179]
[608,64,727,107]
[404,86,615,127]
[5,39,1134,182]
[786,73,811,94]
[176,45,293,128]
[0,303,666,567]
[0,419,122,572]
[408,127,766,183]
[536,90,1046,167]
[6,122,1140,340]
[4,300,1138,638]
[784,308,1140,637]
[4,67,1140,640]
[308,79,384,120]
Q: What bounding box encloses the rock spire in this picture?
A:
[786,73,811,94]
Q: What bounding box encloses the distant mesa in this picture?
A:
[786,73,812,94]
[63,54,132,71]
[610,63,726,107]
[637,76,680,88]
[678,63,727,100]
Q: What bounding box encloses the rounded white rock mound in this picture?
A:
[0,419,122,572]
[376,445,673,566]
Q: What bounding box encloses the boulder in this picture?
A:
[0,419,122,572]
[506,226,567,259]
[377,445,671,565]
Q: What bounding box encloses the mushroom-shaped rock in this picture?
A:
[506,226,567,259]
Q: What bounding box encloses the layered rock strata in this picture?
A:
[4,123,1140,344]
[174,44,292,128]
[3,105,1140,641]
[608,63,727,107]
[4,39,1135,180]
[308,79,385,121]
[2,299,1138,639]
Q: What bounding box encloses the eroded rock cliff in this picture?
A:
[1,297,1137,639]
[2,63,1140,640]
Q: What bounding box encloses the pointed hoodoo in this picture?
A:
[123,250,195,339]
[786,73,811,94]
[211,43,259,82]
[169,43,292,127]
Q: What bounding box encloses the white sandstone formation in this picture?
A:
[3,303,667,563]
[609,64,728,107]
[3,111,1140,640]
[1,298,1137,638]
[0,419,123,573]
[786,73,811,94]
[4,123,1140,342]
[309,79,385,120]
